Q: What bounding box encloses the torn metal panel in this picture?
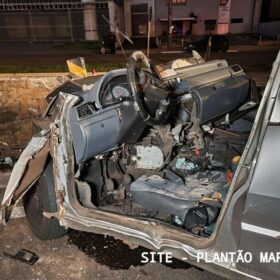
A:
[1,130,50,222]
[51,93,79,205]
[0,93,74,224]
[13,143,50,201]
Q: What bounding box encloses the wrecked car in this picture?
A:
[2,50,280,280]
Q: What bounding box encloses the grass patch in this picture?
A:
[0,63,126,73]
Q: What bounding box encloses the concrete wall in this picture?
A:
[109,0,126,45]
[109,1,125,33]
[0,74,67,159]
[252,0,263,32]
[84,6,99,40]
[191,0,219,35]
[124,0,132,36]
[229,0,255,34]
[124,0,154,37]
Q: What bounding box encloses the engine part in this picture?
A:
[131,145,164,170]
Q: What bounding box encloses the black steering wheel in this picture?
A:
[127,51,170,126]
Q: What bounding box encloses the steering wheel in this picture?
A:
[127,51,170,126]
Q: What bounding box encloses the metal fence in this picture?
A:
[0,1,110,9]
[0,0,88,11]
[0,8,110,41]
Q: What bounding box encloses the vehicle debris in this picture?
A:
[4,249,39,265]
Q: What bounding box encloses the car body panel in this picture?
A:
[236,61,280,279]
[1,131,50,222]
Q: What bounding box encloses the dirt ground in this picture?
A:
[0,217,224,280]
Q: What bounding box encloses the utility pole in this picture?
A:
[167,0,173,50]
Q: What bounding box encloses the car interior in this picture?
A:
[49,52,261,238]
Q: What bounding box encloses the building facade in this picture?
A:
[124,0,280,38]
[256,0,280,37]
[0,0,279,42]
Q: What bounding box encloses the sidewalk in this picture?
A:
[116,44,280,55]
[0,41,279,57]
[228,44,280,52]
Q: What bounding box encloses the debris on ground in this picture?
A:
[0,157,14,168]
[4,249,39,265]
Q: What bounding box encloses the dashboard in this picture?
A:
[100,75,132,106]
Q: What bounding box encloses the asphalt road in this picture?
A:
[0,48,277,69]
[0,44,278,86]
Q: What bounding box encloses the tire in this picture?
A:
[23,160,68,240]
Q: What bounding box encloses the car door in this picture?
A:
[236,53,280,280]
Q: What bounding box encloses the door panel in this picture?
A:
[237,125,280,280]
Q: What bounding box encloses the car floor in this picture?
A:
[0,172,225,280]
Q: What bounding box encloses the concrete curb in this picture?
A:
[0,72,106,78]
[229,45,280,52]
[116,45,280,55]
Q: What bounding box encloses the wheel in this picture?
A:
[100,46,106,55]
[23,160,68,240]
